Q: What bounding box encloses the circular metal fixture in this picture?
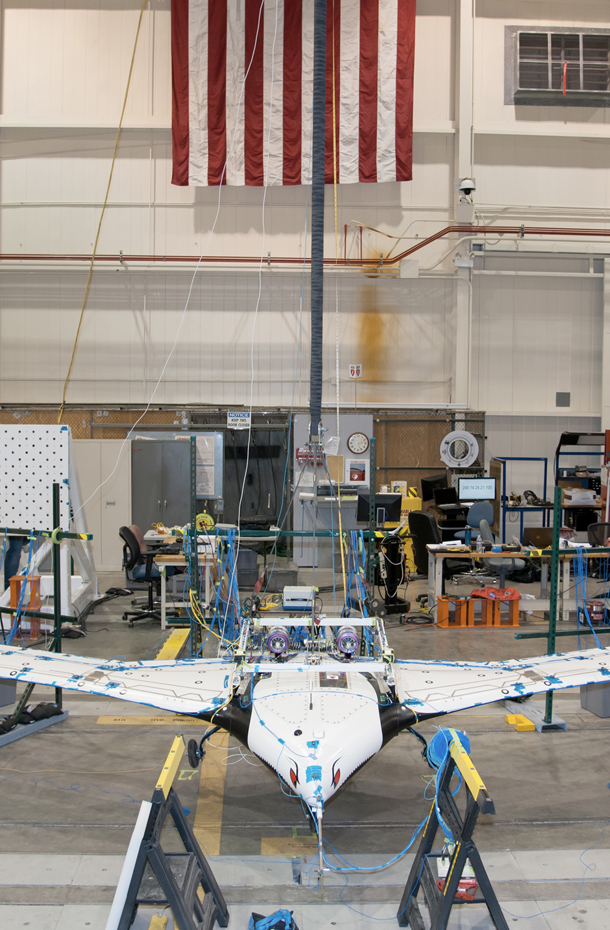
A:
[336,625,360,655]
[347,432,370,455]
[439,430,479,468]
[266,626,290,655]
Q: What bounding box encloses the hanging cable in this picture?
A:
[58,0,148,423]
[330,3,347,609]
[72,0,266,526]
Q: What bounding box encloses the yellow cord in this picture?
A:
[58,0,148,423]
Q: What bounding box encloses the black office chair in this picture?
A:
[588,523,610,547]
[119,525,180,627]
[408,511,471,592]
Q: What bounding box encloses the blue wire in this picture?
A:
[331,847,445,923]
[321,821,427,873]
[501,818,610,921]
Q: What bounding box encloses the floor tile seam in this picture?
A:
[1,876,609,890]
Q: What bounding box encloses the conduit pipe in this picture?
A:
[1,225,609,268]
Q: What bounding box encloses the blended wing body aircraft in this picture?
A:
[1,612,608,816]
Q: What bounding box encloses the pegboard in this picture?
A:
[0,426,72,532]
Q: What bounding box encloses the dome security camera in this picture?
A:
[458,177,476,202]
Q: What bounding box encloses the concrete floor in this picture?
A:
[0,569,609,928]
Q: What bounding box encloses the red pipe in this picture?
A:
[0,225,608,268]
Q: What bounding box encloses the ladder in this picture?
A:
[397,730,508,930]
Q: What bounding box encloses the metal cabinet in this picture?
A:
[131,440,191,531]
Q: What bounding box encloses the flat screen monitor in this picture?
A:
[433,487,458,506]
[420,473,448,502]
[357,493,402,526]
[458,477,496,501]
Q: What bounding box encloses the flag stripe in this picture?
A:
[325,0,341,184]
[207,0,227,185]
[245,0,265,186]
[171,0,415,187]
[225,1,246,186]
[339,0,360,185]
[301,2,315,186]
[395,0,415,182]
[188,0,208,185]
[171,0,189,186]
[359,0,378,182]
[283,0,302,185]
[263,0,284,186]
[377,0,397,183]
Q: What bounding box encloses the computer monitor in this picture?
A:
[458,477,496,501]
[420,473,448,502]
[357,493,402,526]
[433,487,458,507]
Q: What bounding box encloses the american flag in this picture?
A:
[171,0,415,187]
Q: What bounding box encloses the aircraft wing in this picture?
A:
[0,645,235,716]
[393,646,610,716]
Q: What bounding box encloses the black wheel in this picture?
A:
[122,613,128,621]
[187,738,200,769]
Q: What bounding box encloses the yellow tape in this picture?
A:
[155,629,190,660]
[155,735,185,798]
[448,729,487,800]
[96,715,205,726]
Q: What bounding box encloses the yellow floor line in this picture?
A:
[148,917,168,930]
[155,629,190,660]
[192,731,230,857]
[96,715,206,726]
[261,836,318,855]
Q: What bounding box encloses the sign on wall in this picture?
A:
[227,411,252,430]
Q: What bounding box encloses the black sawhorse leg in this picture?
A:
[397,733,509,930]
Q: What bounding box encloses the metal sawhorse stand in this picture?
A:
[106,736,229,930]
[397,729,508,929]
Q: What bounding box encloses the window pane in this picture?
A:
[520,62,549,89]
[583,65,610,91]
[551,61,581,90]
[519,33,548,61]
[551,34,580,61]
[583,36,610,63]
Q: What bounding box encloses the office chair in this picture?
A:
[454,501,494,542]
[119,525,180,626]
[408,511,471,592]
[588,523,610,547]
[479,519,525,589]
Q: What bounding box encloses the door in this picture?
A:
[131,441,163,531]
[162,441,191,527]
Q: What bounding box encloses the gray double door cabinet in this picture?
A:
[131,440,191,531]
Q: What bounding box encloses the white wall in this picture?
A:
[1,0,610,432]
[471,269,603,416]
[486,415,602,507]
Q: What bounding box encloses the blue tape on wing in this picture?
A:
[306,766,322,782]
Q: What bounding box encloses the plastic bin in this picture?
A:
[237,569,260,589]
[237,549,258,569]
[0,680,16,708]
[580,682,610,718]
[264,567,299,593]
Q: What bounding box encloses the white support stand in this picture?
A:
[0,425,97,626]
